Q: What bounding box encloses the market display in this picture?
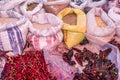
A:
[0,0,120,80]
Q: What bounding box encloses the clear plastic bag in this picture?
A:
[43,50,76,80]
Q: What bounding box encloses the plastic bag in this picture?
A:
[108,7,120,37]
[57,8,86,48]
[0,11,30,55]
[70,0,88,10]
[0,0,26,11]
[20,0,44,19]
[87,7,115,43]
[28,13,63,50]
[43,50,76,80]
[43,0,70,15]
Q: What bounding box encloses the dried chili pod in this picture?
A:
[99,48,112,59]
[72,48,81,53]
[74,53,83,66]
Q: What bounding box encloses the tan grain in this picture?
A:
[63,13,77,25]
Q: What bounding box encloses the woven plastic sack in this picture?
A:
[43,50,76,80]
[0,11,30,55]
[57,8,86,48]
[87,0,106,8]
[108,7,120,37]
[70,0,88,10]
[20,0,44,19]
[43,0,70,15]
[0,0,26,11]
[28,13,63,50]
[87,7,115,43]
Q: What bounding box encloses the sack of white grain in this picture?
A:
[0,11,30,55]
[27,13,63,50]
[86,7,115,43]
[70,0,88,10]
[20,0,44,19]
[108,7,120,37]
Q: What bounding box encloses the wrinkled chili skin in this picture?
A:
[1,51,56,80]
[63,48,118,80]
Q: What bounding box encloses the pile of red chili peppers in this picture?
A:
[1,51,56,80]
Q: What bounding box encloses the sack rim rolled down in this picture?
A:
[29,13,62,37]
[87,7,115,37]
[20,0,43,16]
[57,8,86,33]
[0,11,28,32]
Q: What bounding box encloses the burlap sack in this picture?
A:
[87,7,115,43]
[0,11,30,55]
[28,13,63,50]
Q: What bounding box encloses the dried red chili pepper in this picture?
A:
[1,51,56,80]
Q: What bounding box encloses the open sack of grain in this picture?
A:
[28,13,63,50]
[70,0,88,10]
[0,11,30,55]
[108,7,120,37]
[87,7,115,43]
[20,0,44,19]
[43,0,70,15]
[57,8,86,49]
